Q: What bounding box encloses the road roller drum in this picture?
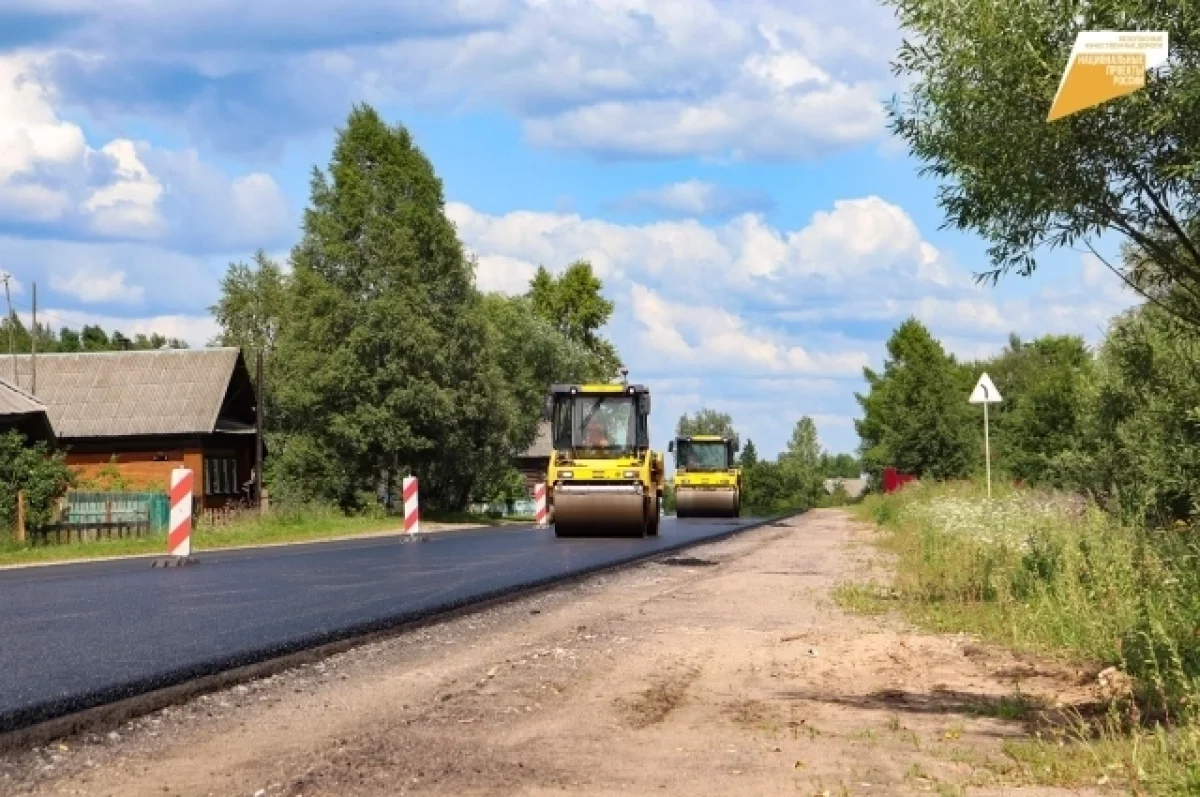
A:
[552,485,649,537]
[675,486,739,518]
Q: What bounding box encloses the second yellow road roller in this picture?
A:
[669,434,742,518]
[543,372,665,537]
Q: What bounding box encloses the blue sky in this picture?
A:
[0,0,1139,460]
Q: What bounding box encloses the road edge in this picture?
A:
[0,520,519,572]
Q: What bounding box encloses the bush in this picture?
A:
[0,431,75,532]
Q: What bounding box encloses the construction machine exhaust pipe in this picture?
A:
[552,484,648,537]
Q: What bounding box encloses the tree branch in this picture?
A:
[1083,241,1200,331]
[1130,167,1200,270]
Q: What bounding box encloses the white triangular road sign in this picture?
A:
[968,372,1002,404]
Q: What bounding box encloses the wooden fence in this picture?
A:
[30,490,168,546]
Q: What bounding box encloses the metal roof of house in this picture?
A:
[0,348,250,439]
[0,374,46,418]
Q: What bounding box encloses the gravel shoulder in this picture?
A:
[0,510,1104,796]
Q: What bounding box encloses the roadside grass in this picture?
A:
[0,506,525,568]
[842,480,1200,794]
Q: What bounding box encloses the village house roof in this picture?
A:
[0,373,44,417]
[0,374,54,441]
[1,348,257,439]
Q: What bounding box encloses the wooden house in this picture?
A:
[3,348,262,509]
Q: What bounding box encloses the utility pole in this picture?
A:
[1,272,14,385]
[255,348,264,514]
[30,281,36,395]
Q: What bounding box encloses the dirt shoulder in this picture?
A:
[0,510,1105,796]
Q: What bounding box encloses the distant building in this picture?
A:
[0,375,53,444]
[824,476,868,499]
[514,420,553,494]
[3,348,263,509]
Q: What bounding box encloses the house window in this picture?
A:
[205,456,239,496]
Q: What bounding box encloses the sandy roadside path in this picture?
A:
[0,509,1103,796]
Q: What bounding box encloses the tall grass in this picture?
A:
[850,481,1200,793]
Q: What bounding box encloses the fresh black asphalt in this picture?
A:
[0,515,772,734]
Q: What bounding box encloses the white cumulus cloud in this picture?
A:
[627,283,869,377]
[34,0,897,161]
[0,53,293,252]
[612,180,773,218]
[49,266,145,304]
[447,193,960,303]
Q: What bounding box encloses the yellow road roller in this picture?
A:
[669,434,741,518]
[543,374,665,538]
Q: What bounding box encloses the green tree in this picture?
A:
[973,334,1092,484]
[819,452,860,478]
[741,458,821,515]
[782,417,821,472]
[1061,304,1200,524]
[885,0,1200,328]
[855,318,975,480]
[209,250,289,360]
[739,439,759,468]
[81,325,109,351]
[0,317,185,356]
[268,104,513,511]
[742,459,783,513]
[527,261,621,378]
[0,431,75,531]
[1,312,28,356]
[479,292,599,465]
[57,328,81,352]
[676,408,738,442]
[779,416,825,508]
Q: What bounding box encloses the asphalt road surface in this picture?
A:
[0,515,770,735]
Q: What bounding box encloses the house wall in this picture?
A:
[63,435,257,509]
[65,446,198,493]
[513,456,550,495]
[200,436,257,509]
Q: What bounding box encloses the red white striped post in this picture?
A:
[168,468,193,557]
[403,476,419,536]
[534,482,548,528]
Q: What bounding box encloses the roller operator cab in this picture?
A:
[542,379,665,538]
[669,435,742,518]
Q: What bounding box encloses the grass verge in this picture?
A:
[0,507,524,568]
[841,480,1200,794]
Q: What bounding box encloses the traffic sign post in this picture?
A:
[968,373,1003,498]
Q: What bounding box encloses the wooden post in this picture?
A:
[255,348,264,514]
[30,281,36,395]
[16,489,26,542]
